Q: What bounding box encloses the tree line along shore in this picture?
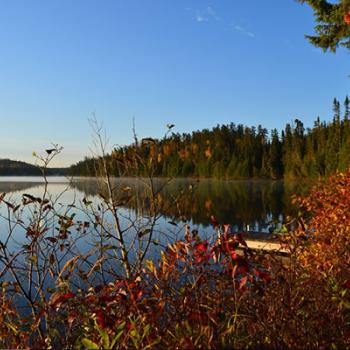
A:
[69,97,350,180]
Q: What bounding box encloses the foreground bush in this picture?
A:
[250,170,350,348]
[1,169,350,349]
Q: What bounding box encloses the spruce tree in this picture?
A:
[298,0,350,52]
[344,95,350,120]
[325,99,341,174]
[269,129,283,179]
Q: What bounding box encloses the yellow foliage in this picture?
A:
[204,148,212,159]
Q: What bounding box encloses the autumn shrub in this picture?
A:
[42,229,269,349]
[249,169,350,349]
[0,282,31,349]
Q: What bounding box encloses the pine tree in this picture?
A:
[344,95,350,120]
[325,99,342,174]
[298,0,350,52]
[269,129,283,179]
[333,97,341,124]
[339,96,350,170]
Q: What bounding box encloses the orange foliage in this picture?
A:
[296,169,350,281]
[204,148,212,159]
[250,169,350,348]
[344,12,350,25]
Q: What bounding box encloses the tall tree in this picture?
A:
[325,99,341,174]
[344,95,350,120]
[298,0,350,52]
[269,129,283,179]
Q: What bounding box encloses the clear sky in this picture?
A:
[0,0,349,167]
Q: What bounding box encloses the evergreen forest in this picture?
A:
[0,159,67,176]
[69,97,350,179]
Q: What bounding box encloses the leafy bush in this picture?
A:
[249,169,350,348]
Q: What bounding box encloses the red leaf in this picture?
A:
[189,310,207,322]
[137,289,143,299]
[99,294,113,303]
[194,241,210,263]
[239,276,248,289]
[223,224,230,237]
[67,313,77,326]
[210,215,219,227]
[343,280,350,289]
[96,309,106,329]
[196,242,208,253]
[63,292,75,300]
[230,250,238,260]
[254,269,270,283]
[50,292,75,309]
[46,237,57,243]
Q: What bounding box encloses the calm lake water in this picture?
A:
[0,176,311,238]
[0,176,313,300]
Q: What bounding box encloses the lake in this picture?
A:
[0,176,312,303]
[0,176,311,241]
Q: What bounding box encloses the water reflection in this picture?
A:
[0,177,312,234]
[0,181,41,193]
[71,178,312,232]
[0,176,313,296]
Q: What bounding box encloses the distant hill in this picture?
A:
[0,159,67,176]
[69,97,350,179]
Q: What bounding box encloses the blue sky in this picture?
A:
[0,0,349,167]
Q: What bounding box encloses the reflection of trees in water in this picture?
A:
[70,178,313,230]
[156,180,307,230]
[0,182,42,194]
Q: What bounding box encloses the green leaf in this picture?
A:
[101,330,110,349]
[116,321,126,331]
[95,320,110,348]
[142,324,151,340]
[110,329,124,349]
[184,320,192,334]
[81,338,99,349]
[130,329,139,340]
[175,323,181,337]
[5,322,18,335]
[343,301,350,309]
[143,338,161,350]
[101,244,119,252]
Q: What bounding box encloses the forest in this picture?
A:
[69,97,350,179]
[0,159,67,176]
[0,159,41,175]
